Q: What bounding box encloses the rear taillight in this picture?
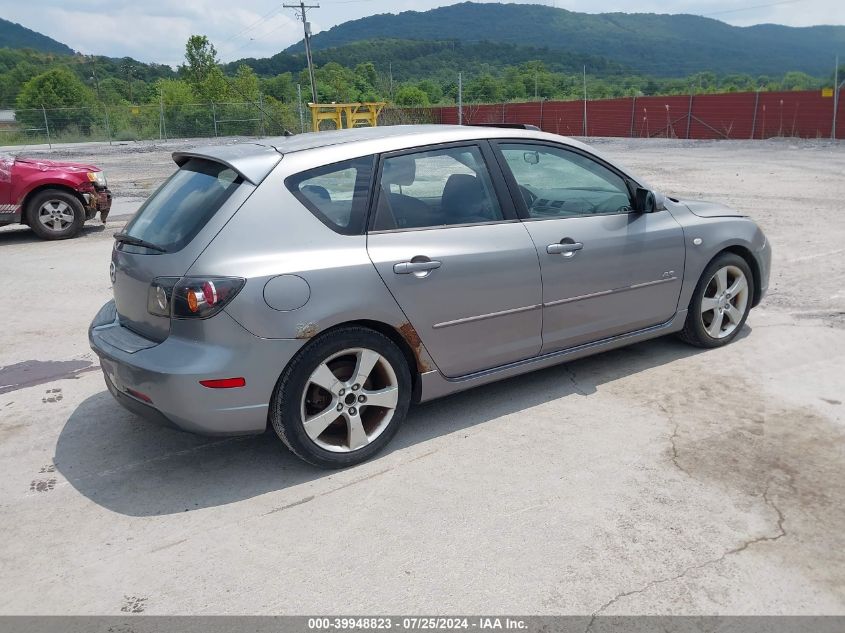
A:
[148,277,245,319]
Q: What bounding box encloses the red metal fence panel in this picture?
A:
[409,90,843,140]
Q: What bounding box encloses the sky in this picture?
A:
[0,0,842,66]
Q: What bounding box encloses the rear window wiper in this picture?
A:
[114,232,168,253]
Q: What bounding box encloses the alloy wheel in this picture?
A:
[37,200,75,232]
[700,265,749,339]
[300,348,399,453]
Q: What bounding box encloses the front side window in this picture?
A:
[372,145,504,231]
[287,155,375,235]
[499,144,632,218]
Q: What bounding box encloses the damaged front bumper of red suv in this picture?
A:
[79,183,113,223]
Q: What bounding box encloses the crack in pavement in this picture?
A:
[584,484,787,631]
[657,402,691,478]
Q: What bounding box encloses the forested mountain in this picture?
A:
[230,39,627,84]
[0,18,74,55]
[285,2,845,77]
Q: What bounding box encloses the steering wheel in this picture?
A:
[519,185,538,209]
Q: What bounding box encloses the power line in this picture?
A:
[702,0,804,17]
[218,6,286,49]
[224,18,291,59]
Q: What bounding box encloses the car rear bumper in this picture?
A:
[89,300,306,435]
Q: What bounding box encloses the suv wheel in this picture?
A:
[270,326,412,469]
[27,189,85,240]
[679,252,755,348]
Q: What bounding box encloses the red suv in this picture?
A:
[0,154,112,239]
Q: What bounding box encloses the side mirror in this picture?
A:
[635,187,656,213]
[523,151,540,165]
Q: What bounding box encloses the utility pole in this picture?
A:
[582,65,588,137]
[284,1,320,105]
[90,56,101,101]
[159,88,164,141]
[833,55,841,140]
[297,83,305,133]
[122,62,135,104]
[457,72,463,125]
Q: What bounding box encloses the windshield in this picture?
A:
[122,158,242,252]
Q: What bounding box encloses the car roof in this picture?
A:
[174,125,646,187]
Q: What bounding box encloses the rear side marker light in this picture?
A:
[200,377,246,389]
[126,388,153,403]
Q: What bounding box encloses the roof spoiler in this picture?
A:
[470,123,541,131]
[172,143,282,185]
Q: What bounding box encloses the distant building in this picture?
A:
[0,110,16,131]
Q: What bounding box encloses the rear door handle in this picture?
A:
[547,241,583,256]
[393,260,442,274]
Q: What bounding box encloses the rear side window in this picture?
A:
[123,158,242,252]
[286,156,375,235]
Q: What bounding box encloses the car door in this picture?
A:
[493,141,685,353]
[366,142,543,378]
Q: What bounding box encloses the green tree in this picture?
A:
[502,67,527,100]
[394,84,430,106]
[315,62,356,102]
[158,78,195,106]
[416,79,442,104]
[466,73,503,103]
[262,72,296,102]
[195,66,229,103]
[230,64,260,101]
[779,71,819,91]
[16,67,97,132]
[182,35,219,90]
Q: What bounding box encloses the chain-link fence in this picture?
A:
[0,100,303,147]
[1,89,842,146]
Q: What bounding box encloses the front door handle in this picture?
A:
[547,241,583,257]
[393,260,442,275]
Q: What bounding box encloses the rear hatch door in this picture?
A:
[111,146,280,342]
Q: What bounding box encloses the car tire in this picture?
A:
[27,189,85,240]
[270,326,412,469]
[678,252,755,348]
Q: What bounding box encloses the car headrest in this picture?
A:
[381,156,416,187]
[442,173,486,217]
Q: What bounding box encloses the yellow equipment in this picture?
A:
[308,102,386,132]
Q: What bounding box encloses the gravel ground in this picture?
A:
[0,135,843,616]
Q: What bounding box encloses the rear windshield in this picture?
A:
[122,158,243,252]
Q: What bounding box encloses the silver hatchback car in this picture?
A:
[89,125,770,468]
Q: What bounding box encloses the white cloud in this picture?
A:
[0,0,841,65]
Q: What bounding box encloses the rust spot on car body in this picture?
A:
[398,322,431,372]
[295,322,319,339]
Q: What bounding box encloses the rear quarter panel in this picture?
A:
[188,151,438,372]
